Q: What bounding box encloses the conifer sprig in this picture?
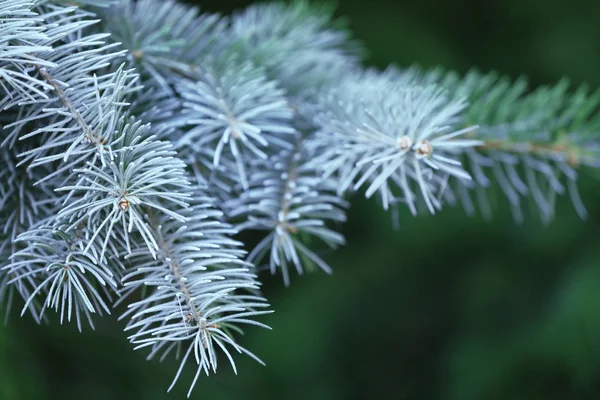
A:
[1,2,271,394]
[408,68,600,222]
[2,0,600,397]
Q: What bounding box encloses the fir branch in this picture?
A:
[411,68,600,222]
[55,117,191,261]
[172,60,296,190]
[2,4,137,167]
[2,4,273,394]
[4,226,117,330]
[0,144,58,319]
[100,0,225,93]
[0,0,55,110]
[227,0,362,96]
[4,0,600,396]
[119,192,271,397]
[309,70,480,215]
[226,141,348,286]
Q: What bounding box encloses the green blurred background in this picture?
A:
[3,0,600,399]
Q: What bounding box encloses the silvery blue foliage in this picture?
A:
[1,0,600,397]
[119,191,271,397]
[0,143,57,320]
[225,144,348,286]
[389,67,600,222]
[6,226,117,330]
[100,0,224,91]
[0,0,54,110]
[56,117,191,261]
[227,0,362,95]
[308,70,481,215]
[173,61,296,189]
[1,1,270,396]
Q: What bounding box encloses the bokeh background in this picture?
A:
[3,0,600,399]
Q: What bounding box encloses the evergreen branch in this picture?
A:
[410,68,600,222]
[2,4,137,167]
[309,70,480,215]
[172,60,296,190]
[119,192,271,397]
[1,3,191,321]
[227,0,362,96]
[100,0,225,93]
[0,0,55,110]
[55,117,191,261]
[0,144,58,319]
[4,0,600,396]
[226,141,348,286]
[4,226,117,330]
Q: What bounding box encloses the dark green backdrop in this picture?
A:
[3,1,600,399]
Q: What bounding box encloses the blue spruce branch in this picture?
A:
[2,0,600,397]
